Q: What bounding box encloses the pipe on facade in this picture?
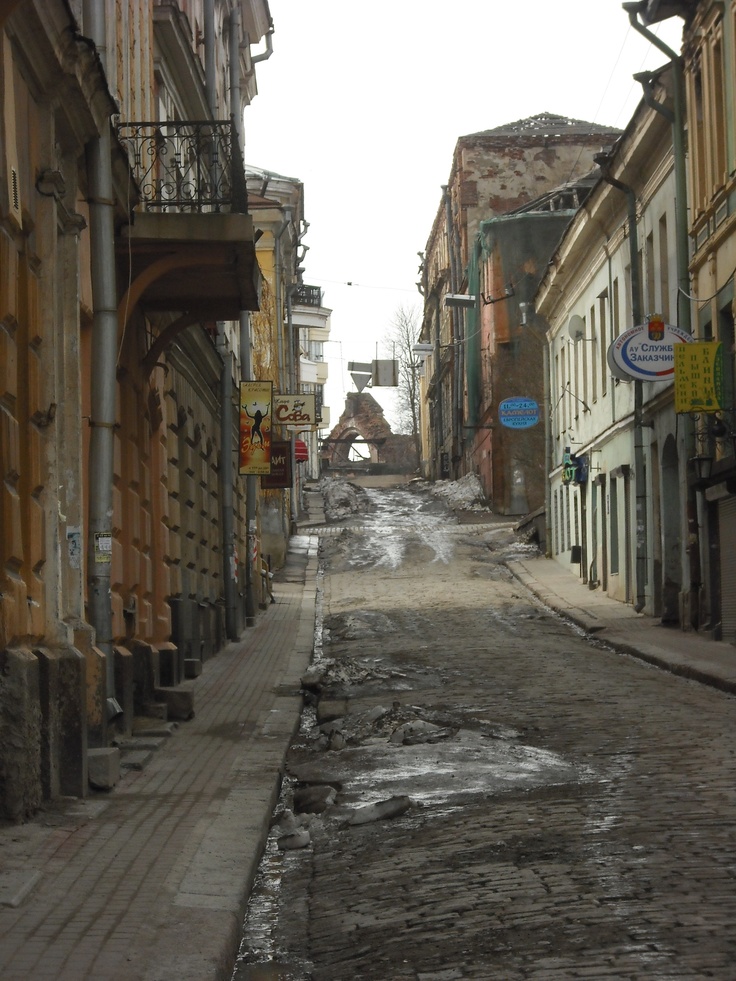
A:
[595,152,647,613]
[251,26,274,64]
[240,312,257,626]
[229,5,242,143]
[627,1,701,628]
[274,210,292,394]
[442,186,460,469]
[231,6,256,626]
[204,0,217,115]
[217,326,238,640]
[83,0,119,714]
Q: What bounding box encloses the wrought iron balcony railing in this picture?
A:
[117,118,248,214]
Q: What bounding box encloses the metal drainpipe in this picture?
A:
[443,186,460,469]
[595,153,647,612]
[624,3,690,332]
[274,211,292,394]
[240,312,257,626]
[83,0,119,716]
[204,0,216,112]
[626,2,700,627]
[217,326,238,640]
[433,293,443,477]
[251,25,274,64]
[231,6,256,626]
[286,285,299,531]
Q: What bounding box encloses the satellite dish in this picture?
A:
[568,315,585,343]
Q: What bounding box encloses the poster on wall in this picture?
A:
[239,381,273,475]
[261,440,292,488]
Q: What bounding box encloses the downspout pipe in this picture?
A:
[443,186,460,470]
[83,0,120,719]
[274,210,292,393]
[204,0,217,115]
[217,326,238,640]
[251,26,274,64]
[231,6,256,626]
[624,2,690,332]
[240,312,257,626]
[626,2,701,628]
[595,152,647,613]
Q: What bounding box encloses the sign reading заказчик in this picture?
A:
[608,318,693,382]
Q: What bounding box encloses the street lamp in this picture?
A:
[689,454,714,484]
[444,293,476,309]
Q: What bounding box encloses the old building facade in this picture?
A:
[417,115,622,492]
[0,0,328,820]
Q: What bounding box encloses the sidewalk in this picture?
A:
[508,554,736,695]
[0,534,320,981]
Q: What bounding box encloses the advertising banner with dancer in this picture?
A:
[239,381,273,475]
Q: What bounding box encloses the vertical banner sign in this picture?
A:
[674,342,723,413]
[261,440,292,489]
[239,381,273,475]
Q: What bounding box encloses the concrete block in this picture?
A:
[157,641,181,687]
[0,647,42,820]
[113,645,135,735]
[129,640,158,714]
[72,622,107,748]
[87,747,120,790]
[154,682,195,721]
[141,701,168,720]
[184,658,202,678]
[316,698,349,725]
[35,646,87,799]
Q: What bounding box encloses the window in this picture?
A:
[590,305,597,403]
[613,277,621,338]
[610,479,620,575]
[645,231,655,316]
[658,215,670,323]
[599,291,608,397]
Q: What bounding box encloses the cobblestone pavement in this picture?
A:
[235,483,736,981]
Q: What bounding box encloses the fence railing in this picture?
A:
[117,118,248,214]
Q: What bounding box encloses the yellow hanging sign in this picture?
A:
[674,342,723,413]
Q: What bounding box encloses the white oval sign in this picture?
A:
[608,322,693,381]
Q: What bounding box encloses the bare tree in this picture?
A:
[382,305,422,463]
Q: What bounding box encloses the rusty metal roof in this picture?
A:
[467,112,621,139]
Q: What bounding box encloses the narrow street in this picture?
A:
[234,476,736,981]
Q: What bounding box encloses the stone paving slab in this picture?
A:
[0,535,319,981]
[507,555,736,693]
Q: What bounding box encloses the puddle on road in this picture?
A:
[288,727,591,811]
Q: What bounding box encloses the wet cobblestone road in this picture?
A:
[234,481,736,981]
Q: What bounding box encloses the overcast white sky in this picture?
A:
[243,1,684,431]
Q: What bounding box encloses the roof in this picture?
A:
[463,112,621,139]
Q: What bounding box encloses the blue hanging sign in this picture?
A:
[498,397,539,429]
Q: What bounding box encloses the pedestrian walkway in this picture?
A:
[508,554,736,695]
[0,534,320,981]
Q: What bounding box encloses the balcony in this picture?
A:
[116,119,261,325]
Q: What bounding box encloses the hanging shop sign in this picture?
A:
[261,440,291,488]
[498,397,539,429]
[274,393,317,428]
[607,315,693,382]
[239,381,273,475]
[674,341,724,413]
[560,447,588,485]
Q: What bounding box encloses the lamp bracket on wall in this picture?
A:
[481,284,515,305]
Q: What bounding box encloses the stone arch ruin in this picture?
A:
[321,392,418,474]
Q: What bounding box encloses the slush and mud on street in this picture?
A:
[233,476,736,981]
